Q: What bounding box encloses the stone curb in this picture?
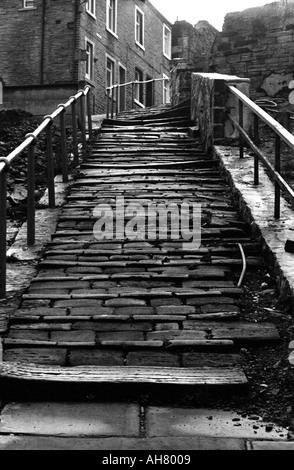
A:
[215,145,294,308]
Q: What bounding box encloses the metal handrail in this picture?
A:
[106,77,170,119]
[227,85,294,219]
[106,77,170,93]
[0,85,93,299]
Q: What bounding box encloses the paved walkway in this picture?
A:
[0,402,292,450]
[0,103,279,385]
[0,103,289,450]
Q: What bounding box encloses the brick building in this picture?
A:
[0,0,172,116]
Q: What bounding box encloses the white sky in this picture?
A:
[150,0,274,30]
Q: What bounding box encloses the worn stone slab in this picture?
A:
[150,298,183,306]
[146,408,288,440]
[51,331,96,343]
[72,322,152,332]
[182,353,242,368]
[186,297,236,306]
[250,441,294,450]
[113,307,155,315]
[0,403,140,437]
[53,300,103,308]
[105,298,147,307]
[156,306,195,315]
[0,435,247,451]
[8,331,49,341]
[69,307,114,316]
[4,348,67,365]
[126,351,180,367]
[147,330,207,341]
[69,349,125,366]
[98,331,145,342]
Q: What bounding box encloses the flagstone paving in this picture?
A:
[0,103,279,389]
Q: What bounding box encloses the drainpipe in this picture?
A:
[40,0,47,85]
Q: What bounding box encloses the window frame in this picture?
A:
[106,0,118,38]
[85,38,95,81]
[163,23,172,60]
[22,0,35,9]
[134,68,144,107]
[135,6,145,50]
[163,73,170,104]
[86,0,96,19]
[106,53,116,95]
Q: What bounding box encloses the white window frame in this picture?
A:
[135,6,145,50]
[163,74,170,104]
[106,0,118,38]
[22,0,35,9]
[163,24,172,60]
[106,53,116,95]
[85,38,95,81]
[86,0,96,19]
[134,68,144,108]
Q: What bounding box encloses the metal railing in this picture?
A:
[0,85,93,299]
[227,85,294,220]
[106,77,170,119]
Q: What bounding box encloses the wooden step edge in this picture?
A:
[0,362,248,386]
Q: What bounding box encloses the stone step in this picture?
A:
[0,104,277,393]
[0,363,248,387]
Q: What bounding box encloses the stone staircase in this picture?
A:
[0,103,279,392]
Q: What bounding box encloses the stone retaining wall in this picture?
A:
[210,0,294,99]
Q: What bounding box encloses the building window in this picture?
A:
[163,24,172,59]
[86,0,96,18]
[163,74,170,104]
[22,0,35,9]
[135,6,144,49]
[106,55,116,91]
[106,0,117,36]
[85,39,94,81]
[135,68,144,106]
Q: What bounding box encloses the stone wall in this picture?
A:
[170,20,218,107]
[210,0,294,99]
[170,62,196,107]
[172,20,218,68]
[190,73,250,152]
[0,84,78,118]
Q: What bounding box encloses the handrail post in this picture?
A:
[26,137,36,246]
[80,92,87,155]
[253,114,259,185]
[0,163,8,299]
[106,88,110,119]
[111,87,114,119]
[58,105,69,183]
[132,82,135,109]
[239,100,244,158]
[71,98,79,166]
[44,117,56,208]
[86,88,93,141]
[152,79,155,106]
[116,85,119,116]
[275,134,281,219]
